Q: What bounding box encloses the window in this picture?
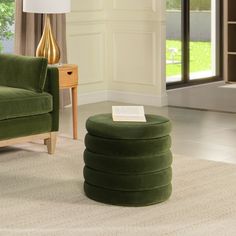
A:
[166,0,222,86]
[0,0,15,53]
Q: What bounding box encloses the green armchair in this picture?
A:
[0,54,59,154]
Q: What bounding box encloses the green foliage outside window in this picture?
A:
[0,0,15,52]
[167,0,211,11]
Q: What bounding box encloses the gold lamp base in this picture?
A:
[36,15,60,65]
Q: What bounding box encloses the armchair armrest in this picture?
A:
[44,67,59,132]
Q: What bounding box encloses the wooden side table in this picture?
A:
[58,64,79,140]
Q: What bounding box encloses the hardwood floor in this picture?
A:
[60,102,236,164]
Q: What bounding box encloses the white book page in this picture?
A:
[112,106,146,122]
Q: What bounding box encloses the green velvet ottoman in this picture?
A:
[83,114,173,206]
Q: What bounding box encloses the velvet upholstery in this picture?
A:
[86,114,172,139]
[84,182,172,206]
[0,86,52,121]
[85,134,171,157]
[83,114,173,206]
[0,114,52,141]
[0,54,59,141]
[84,167,172,191]
[0,54,48,93]
[84,150,173,174]
[44,67,59,132]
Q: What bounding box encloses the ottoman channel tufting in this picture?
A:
[83,114,173,206]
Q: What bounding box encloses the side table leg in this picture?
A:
[72,87,78,140]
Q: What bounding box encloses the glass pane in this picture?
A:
[166,0,182,83]
[0,0,15,54]
[189,0,220,80]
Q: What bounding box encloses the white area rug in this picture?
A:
[0,136,236,236]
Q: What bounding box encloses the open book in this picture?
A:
[112,106,146,122]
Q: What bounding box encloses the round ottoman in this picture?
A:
[83,114,173,206]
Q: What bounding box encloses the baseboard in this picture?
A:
[78,91,108,106]
[78,90,168,107]
[108,90,168,107]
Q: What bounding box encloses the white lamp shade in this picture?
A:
[23,0,71,14]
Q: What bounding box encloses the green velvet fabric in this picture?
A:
[0,62,59,141]
[84,166,172,191]
[84,150,173,174]
[84,113,173,206]
[44,67,59,132]
[0,54,48,93]
[85,134,171,157]
[84,182,172,206]
[0,114,52,141]
[86,114,171,139]
[0,86,52,121]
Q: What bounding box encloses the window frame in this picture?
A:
[167,0,223,89]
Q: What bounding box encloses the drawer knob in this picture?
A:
[67,71,73,75]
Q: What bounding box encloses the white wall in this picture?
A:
[67,0,167,107]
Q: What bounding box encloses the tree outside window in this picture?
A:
[0,0,15,53]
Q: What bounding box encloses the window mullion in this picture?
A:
[182,0,190,83]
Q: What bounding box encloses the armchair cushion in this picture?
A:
[0,54,48,93]
[0,86,52,121]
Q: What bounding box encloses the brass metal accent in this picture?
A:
[36,14,60,64]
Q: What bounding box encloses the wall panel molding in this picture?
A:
[67,32,105,85]
[112,31,156,86]
[67,0,167,107]
[112,0,156,12]
[71,0,104,12]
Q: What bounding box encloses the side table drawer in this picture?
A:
[59,67,78,88]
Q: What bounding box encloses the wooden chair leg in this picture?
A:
[46,132,57,154]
